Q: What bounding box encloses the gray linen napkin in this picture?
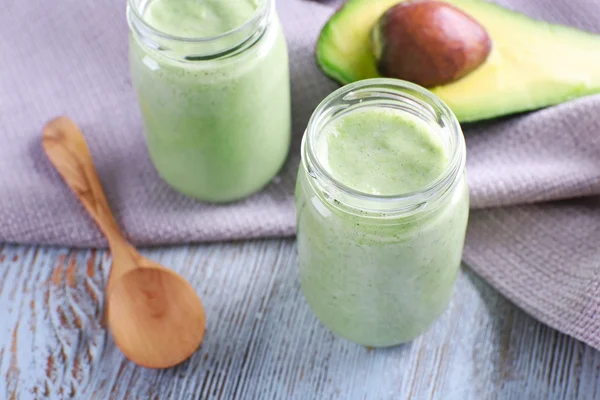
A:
[2,0,600,349]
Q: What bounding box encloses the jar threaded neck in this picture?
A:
[302,78,466,219]
[126,0,273,60]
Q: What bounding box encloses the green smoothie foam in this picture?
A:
[316,108,449,195]
[144,0,260,38]
[296,106,469,347]
[129,0,291,202]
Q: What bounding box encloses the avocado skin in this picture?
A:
[316,0,600,122]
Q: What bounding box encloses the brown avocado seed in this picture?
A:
[372,0,492,88]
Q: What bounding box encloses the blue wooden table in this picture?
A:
[2,240,600,399]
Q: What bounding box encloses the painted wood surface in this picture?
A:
[1,240,599,399]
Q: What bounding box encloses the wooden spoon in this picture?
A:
[42,116,206,369]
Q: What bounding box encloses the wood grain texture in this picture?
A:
[1,240,600,399]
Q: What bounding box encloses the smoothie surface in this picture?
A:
[143,0,261,38]
[315,107,449,196]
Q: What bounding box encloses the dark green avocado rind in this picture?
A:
[316,2,362,85]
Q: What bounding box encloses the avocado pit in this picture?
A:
[372,0,492,88]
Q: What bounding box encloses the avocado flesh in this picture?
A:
[316,0,600,122]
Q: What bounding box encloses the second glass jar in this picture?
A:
[127,0,291,202]
[295,79,469,347]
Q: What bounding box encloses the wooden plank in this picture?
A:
[1,241,600,399]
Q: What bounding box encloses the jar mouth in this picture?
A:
[302,78,466,216]
[127,0,272,60]
[127,0,270,43]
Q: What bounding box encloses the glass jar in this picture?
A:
[295,79,469,347]
[127,0,291,202]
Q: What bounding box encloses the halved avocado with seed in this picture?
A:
[317,0,600,122]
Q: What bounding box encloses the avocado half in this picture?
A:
[317,0,600,122]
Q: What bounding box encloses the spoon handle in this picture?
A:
[42,116,131,251]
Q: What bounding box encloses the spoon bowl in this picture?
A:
[42,116,206,369]
[108,266,206,369]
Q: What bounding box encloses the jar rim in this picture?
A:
[127,0,272,44]
[302,78,466,217]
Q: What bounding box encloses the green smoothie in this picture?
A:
[144,0,259,38]
[296,105,469,347]
[129,0,291,202]
[316,108,449,195]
